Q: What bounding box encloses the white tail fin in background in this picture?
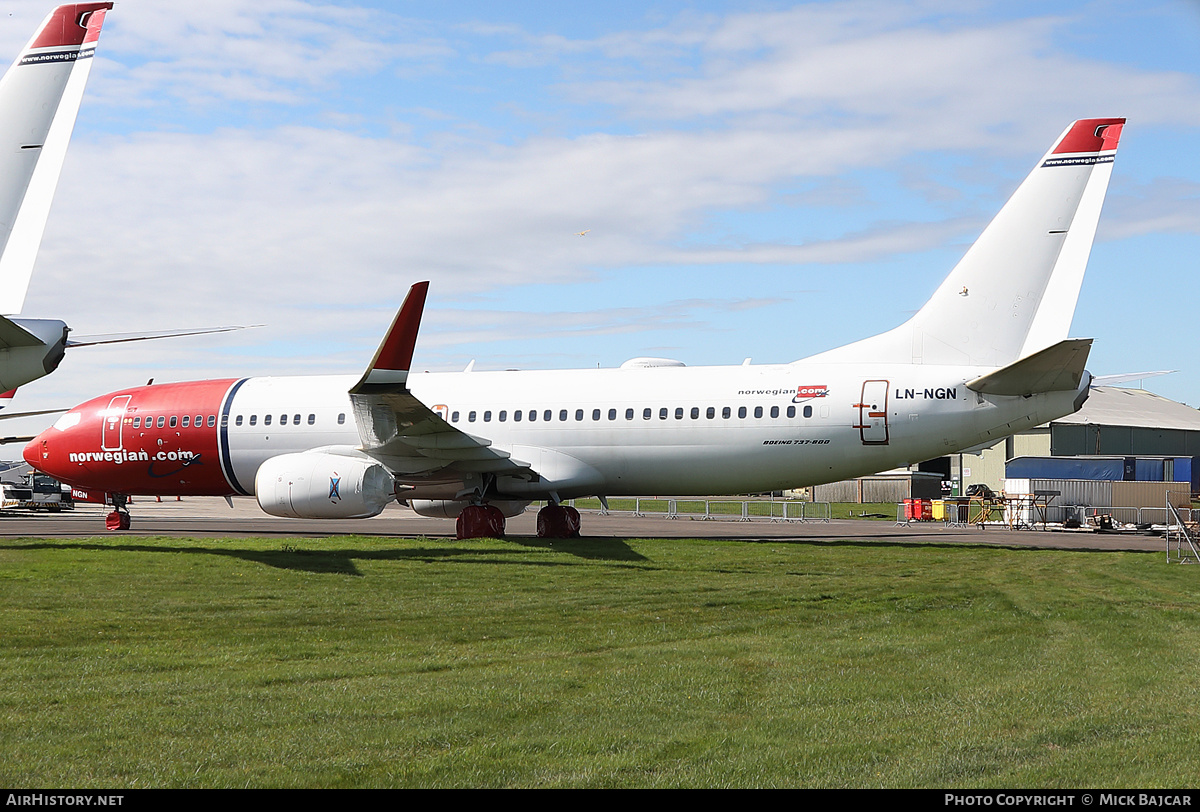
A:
[0,3,112,315]
[803,118,1124,369]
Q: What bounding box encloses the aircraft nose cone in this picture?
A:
[24,431,48,469]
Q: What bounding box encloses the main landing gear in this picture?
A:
[453,501,582,540]
[105,494,131,531]
[456,503,506,540]
[536,503,581,539]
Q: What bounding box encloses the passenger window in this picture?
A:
[499,410,507,422]
[722,407,731,419]
[170,416,177,428]
[468,411,476,422]
[133,417,140,428]
[264,415,272,426]
[235,416,243,426]
[675,407,683,419]
[592,409,600,421]
[659,408,668,420]
[625,408,634,420]
[543,410,552,421]
[737,407,746,419]
[195,415,202,426]
[787,406,795,418]
[770,406,779,418]
[803,405,812,418]
[156,416,165,428]
[337,413,346,425]
[706,407,715,419]
[207,415,215,427]
[221,415,229,428]
[250,415,257,426]
[484,411,492,422]
[608,408,616,420]
[308,414,315,425]
[182,416,190,427]
[280,414,288,426]
[293,414,301,424]
[575,409,584,421]
[514,410,522,422]
[559,410,568,421]
[528,410,535,422]
[754,406,763,418]
[690,407,699,419]
[643,408,652,420]
[451,411,459,423]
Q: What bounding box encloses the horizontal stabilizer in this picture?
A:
[66,325,255,347]
[966,338,1092,396]
[0,314,48,349]
[1090,370,1176,387]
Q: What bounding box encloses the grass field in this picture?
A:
[2,533,1199,788]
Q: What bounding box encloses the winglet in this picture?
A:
[350,282,429,393]
[0,2,114,315]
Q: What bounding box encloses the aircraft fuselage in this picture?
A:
[27,361,1088,502]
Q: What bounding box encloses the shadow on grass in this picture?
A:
[8,537,651,576]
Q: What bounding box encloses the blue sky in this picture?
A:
[2,0,1198,431]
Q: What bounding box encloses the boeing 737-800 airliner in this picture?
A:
[26,117,1124,538]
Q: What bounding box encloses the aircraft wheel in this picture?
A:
[457,504,506,539]
[537,503,581,538]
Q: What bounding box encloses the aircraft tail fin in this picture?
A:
[803,118,1123,368]
[0,3,112,315]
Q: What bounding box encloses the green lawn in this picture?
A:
[1,534,1197,788]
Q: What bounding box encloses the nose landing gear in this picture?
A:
[105,494,131,531]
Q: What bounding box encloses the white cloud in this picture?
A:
[0,0,1196,421]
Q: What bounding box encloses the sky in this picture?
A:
[1,0,1198,439]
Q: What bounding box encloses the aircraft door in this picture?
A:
[856,380,889,445]
[101,394,132,451]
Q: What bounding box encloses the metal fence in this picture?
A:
[550,497,833,523]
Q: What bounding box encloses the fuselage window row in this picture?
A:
[448,404,808,424]
[131,412,347,429]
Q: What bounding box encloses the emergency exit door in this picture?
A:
[856,380,889,445]
[101,394,131,451]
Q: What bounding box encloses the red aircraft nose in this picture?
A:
[24,428,52,471]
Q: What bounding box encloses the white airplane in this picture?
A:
[0,3,242,404]
[25,117,1125,537]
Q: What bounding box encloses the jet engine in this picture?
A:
[255,451,394,519]
[409,499,530,519]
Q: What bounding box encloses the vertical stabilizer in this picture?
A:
[802,118,1124,368]
[0,3,112,315]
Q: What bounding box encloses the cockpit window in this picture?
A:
[53,412,81,432]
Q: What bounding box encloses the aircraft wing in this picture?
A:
[347,282,531,480]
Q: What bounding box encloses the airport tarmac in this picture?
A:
[0,497,1172,553]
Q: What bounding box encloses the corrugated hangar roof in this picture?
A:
[1052,387,1200,431]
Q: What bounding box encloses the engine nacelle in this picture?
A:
[409,499,530,519]
[255,451,394,519]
